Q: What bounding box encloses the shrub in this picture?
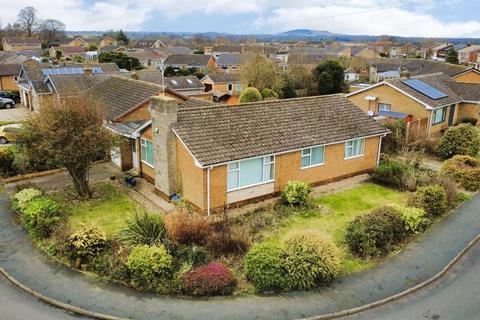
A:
[20,196,62,239]
[0,147,16,177]
[345,206,407,257]
[207,214,251,255]
[117,210,165,246]
[409,185,448,217]
[126,245,173,293]
[436,124,480,160]
[260,88,279,100]
[180,262,236,296]
[164,209,212,246]
[179,245,211,268]
[66,224,108,265]
[12,188,42,212]
[381,120,406,154]
[394,205,430,234]
[371,161,416,191]
[244,243,286,292]
[282,234,340,290]
[417,171,458,207]
[281,181,312,206]
[239,87,262,103]
[441,155,480,191]
[460,117,478,126]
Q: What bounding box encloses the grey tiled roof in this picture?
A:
[86,76,164,120]
[174,94,389,166]
[369,58,466,76]
[447,82,480,102]
[47,73,113,97]
[180,98,216,108]
[204,74,241,83]
[4,37,41,45]
[216,53,244,66]
[105,120,150,136]
[164,54,212,66]
[0,64,21,76]
[212,45,243,53]
[164,76,204,90]
[387,73,462,108]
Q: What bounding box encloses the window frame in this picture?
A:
[432,106,447,125]
[300,145,325,169]
[140,138,154,167]
[227,83,233,91]
[227,155,275,192]
[344,138,366,160]
[378,103,392,111]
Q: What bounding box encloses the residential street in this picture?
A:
[344,240,480,320]
[0,105,28,122]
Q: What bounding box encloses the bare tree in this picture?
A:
[40,19,66,45]
[17,6,40,37]
[240,53,284,92]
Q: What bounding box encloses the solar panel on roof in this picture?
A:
[402,79,448,100]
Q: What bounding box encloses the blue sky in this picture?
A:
[1,0,479,37]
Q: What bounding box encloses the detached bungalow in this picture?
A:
[2,37,41,52]
[0,64,21,91]
[451,68,480,84]
[201,74,242,94]
[139,94,388,214]
[163,54,216,73]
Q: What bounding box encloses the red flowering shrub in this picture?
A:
[180,262,237,296]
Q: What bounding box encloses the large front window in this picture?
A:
[227,155,274,191]
[140,138,154,166]
[378,103,392,111]
[301,146,325,168]
[432,106,447,125]
[345,138,365,159]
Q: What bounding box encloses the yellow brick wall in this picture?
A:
[0,76,18,91]
[347,84,429,120]
[453,71,480,84]
[458,102,480,124]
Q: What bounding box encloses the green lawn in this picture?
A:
[0,120,17,126]
[61,183,138,236]
[261,183,409,274]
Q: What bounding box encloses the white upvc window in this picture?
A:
[378,103,392,111]
[140,138,154,166]
[432,106,447,125]
[345,138,365,159]
[301,146,325,168]
[227,155,275,191]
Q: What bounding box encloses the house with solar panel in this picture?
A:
[347,72,480,139]
[17,62,120,111]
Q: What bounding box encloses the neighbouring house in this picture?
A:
[0,52,31,64]
[423,43,454,61]
[2,37,42,52]
[344,68,360,83]
[99,36,117,48]
[350,47,381,59]
[389,42,418,58]
[0,64,21,91]
[367,41,393,56]
[280,53,328,72]
[347,72,480,140]
[458,45,480,65]
[126,50,165,68]
[135,94,388,214]
[168,46,193,55]
[163,54,216,73]
[49,46,87,60]
[62,37,90,48]
[98,45,127,53]
[201,73,242,94]
[211,45,243,58]
[451,68,480,84]
[216,53,244,73]
[17,62,120,112]
[131,39,166,50]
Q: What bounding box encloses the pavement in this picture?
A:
[344,240,480,320]
[0,104,29,122]
[0,191,478,320]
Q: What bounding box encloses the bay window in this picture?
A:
[345,138,365,159]
[227,155,275,191]
[301,146,325,168]
[140,138,154,166]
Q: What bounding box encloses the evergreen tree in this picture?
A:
[116,29,129,45]
[313,60,346,95]
[446,48,459,64]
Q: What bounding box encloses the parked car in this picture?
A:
[0,97,15,109]
[0,124,22,144]
[0,91,20,103]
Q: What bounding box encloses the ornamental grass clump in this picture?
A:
[164,208,212,246]
[118,210,165,246]
[126,245,173,293]
[180,262,236,296]
[441,155,480,191]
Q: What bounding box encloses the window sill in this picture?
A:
[141,160,155,168]
[227,180,274,193]
[344,154,365,160]
[301,162,325,170]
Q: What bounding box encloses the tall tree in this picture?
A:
[446,48,459,64]
[39,19,66,46]
[313,60,346,95]
[17,97,114,199]
[240,54,284,92]
[116,29,129,45]
[17,6,40,37]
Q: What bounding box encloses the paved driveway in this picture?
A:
[0,104,29,122]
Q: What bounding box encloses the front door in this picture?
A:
[448,104,456,126]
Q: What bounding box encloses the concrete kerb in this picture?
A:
[0,265,126,320]
[301,233,480,320]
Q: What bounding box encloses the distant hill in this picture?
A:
[278,29,337,37]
